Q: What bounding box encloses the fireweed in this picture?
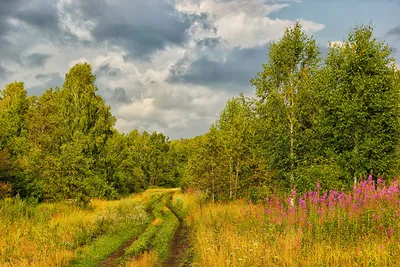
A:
[238,176,400,243]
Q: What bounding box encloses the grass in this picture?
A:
[0,191,153,266]
[183,178,400,266]
[120,189,181,265]
[125,251,158,267]
[7,183,398,267]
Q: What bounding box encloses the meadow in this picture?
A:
[0,189,181,267]
[180,177,400,266]
[2,178,400,266]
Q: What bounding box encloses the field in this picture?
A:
[0,189,183,266]
[2,178,400,266]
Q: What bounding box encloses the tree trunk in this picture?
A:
[353,131,359,185]
[229,157,233,199]
[234,162,240,199]
[290,119,294,183]
[211,165,215,203]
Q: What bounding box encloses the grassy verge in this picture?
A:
[0,192,151,266]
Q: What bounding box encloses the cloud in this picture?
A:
[168,39,267,92]
[95,63,122,78]
[28,72,64,96]
[388,25,400,37]
[24,53,52,68]
[0,0,24,49]
[35,73,51,81]
[110,87,132,105]
[177,0,325,48]
[114,83,229,138]
[15,0,59,32]
[71,0,196,60]
[0,64,9,79]
[0,0,329,139]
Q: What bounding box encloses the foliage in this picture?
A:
[0,23,399,201]
[317,24,400,185]
[184,23,400,195]
[251,22,321,188]
[0,64,187,202]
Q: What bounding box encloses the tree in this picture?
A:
[217,95,258,198]
[251,22,321,188]
[26,63,116,202]
[318,24,400,185]
[0,82,30,195]
[184,126,229,202]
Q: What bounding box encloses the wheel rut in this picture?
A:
[163,204,193,267]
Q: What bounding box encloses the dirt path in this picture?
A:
[164,208,193,267]
[99,236,137,267]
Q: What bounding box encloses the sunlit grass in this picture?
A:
[125,250,158,267]
[0,191,153,266]
[185,179,400,266]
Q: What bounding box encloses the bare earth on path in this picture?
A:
[164,210,193,267]
[100,236,137,267]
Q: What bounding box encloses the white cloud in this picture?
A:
[113,80,229,138]
[57,0,95,41]
[178,0,324,48]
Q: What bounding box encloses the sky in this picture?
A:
[0,0,399,139]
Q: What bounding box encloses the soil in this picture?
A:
[99,236,137,267]
[163,210,193,267]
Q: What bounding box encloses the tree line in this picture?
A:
[1,23,400,203]
[0,63,189,203]
[183,24,400,201]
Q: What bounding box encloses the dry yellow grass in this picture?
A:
[0,192,151,267]
[125,251,158,267]
[181,197,400,266]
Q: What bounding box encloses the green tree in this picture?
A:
[217,95,261,198]
[0,82,31,196]
[251,22,321,188]
[318,24,400,185]
[26,63,116,202]
[184,126,229,202]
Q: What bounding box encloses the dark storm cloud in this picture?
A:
[0,0,25,47]
[35,73,51,81]
[14,0,59,32]
[95,63,122,78]
[76,0,206,60]
[0,65,8,79]
[24,53,52,68]
[28,72,64,96]
[168,44,267,91]
[388,25,400,37]
[195,37,222,49]
[188,12,217,33]
[111,87,132,105]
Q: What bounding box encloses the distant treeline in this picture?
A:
[1,23,400,203]
[0,64,189,203]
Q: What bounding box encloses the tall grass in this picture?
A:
[0,193,150,266]
[188,177,400,266]
[121,189,181,265]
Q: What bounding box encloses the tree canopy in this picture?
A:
[0,23,399,203]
